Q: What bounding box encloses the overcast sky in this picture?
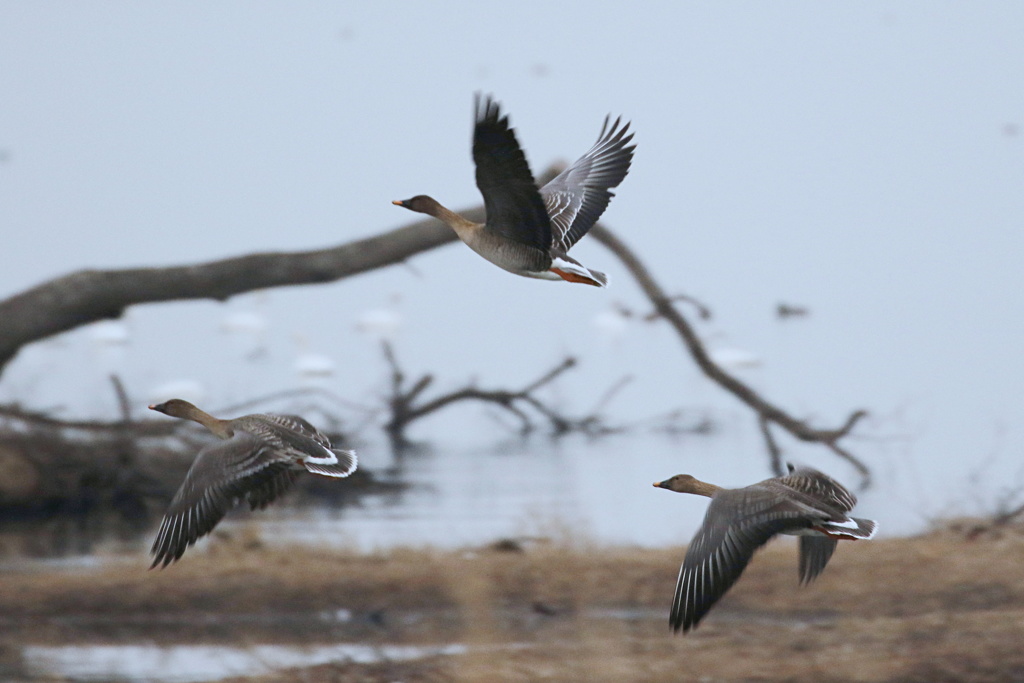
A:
[2,3,1023,538]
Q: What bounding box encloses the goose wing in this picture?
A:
[670,488,819,633]
[779,464,857,512]
[150,433,296,568]
[779,465,862,583]
[260,413,331,448]
[241,415,357,478]
[472,94,552,250]
[540,116,635,251]
[238,414,334,460]
[798,536,838,585]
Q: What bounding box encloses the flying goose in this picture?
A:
[654,465,876,633]
[148,399,357,568]
[393,93,635,286]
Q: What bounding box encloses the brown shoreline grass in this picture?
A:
[5,524,1024,682]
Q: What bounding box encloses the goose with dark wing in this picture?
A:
[393,94,635,287]
[654,465,876,633]
[148,399,357,568]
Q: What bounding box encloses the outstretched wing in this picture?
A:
[261,413,331,448]
[798,536,838,585]
[781,465,868,582]
[472,93,552,250]
[670,489,817,633]
[779,464,857,512]
[150,434,295,568]
[259,415,357,477]
[540,116,635,251]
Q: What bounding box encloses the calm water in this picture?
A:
[23,643,470,682]
[2,0,1022,574]
[230,428,935,555]
[5,7,1023,683]
[3,384,1006,566]
[1,426,949,683]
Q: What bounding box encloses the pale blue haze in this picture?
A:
[1,3,1023,545]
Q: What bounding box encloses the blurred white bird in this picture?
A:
[89,320,130,372]
[293,334,336,389]
[221,310,268,336]
[220,309,269,362]
[592,307,630,346]
[355,293,403,342]
[88,320,130,348]
[86,320,132,418]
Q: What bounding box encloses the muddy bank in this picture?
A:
[4,524,1024,681]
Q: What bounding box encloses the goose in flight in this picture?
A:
[654,465,876,633]
[148,399,357,568]
[393,94,635,287]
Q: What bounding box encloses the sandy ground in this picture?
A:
[3,522,1024,682]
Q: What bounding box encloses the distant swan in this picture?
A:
[148,399,357,568]
[654,465,876,633]
[394,94,635,287]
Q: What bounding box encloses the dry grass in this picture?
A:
[5,525,1024,682]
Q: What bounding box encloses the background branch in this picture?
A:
[381,344,593,450]
[0,213,467,376]
[0,164,870,480]
[587,224,871,485]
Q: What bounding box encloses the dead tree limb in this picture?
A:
[381,343,596,450]
[0,164,869,480]
[994,501,1024,527]
[0,165,558,376]
[110,375,132,424]
[0,214,468,376]
[759,416,785,477]
[588,224,870,485]
[0,169,580,377]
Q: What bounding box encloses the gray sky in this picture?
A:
[2,3,1023,538]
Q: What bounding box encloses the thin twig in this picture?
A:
[381,347,617,449]
[589,223,872,486]
[759,416,785,477]
[109,375,132,424]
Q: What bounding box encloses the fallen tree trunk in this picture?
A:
[0,165,869,479]
[0,214,467,376]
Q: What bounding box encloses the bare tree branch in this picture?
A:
[381,343,592,450]
[217,387,370,417]
[0,164,870,480]
[587,224,871,485]
[110,375,132,424]
[759,416,785,477]
[590,375,634,416]
[0,403,174,434]
[993,501,1024,527]
[0,169,578,377]
[0,214,470,375]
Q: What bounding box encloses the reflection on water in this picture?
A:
[243,425,917,553]
[24,642,469,682]
[241,429,778,552]
[3,423,935,565]
[0,513,147,561]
